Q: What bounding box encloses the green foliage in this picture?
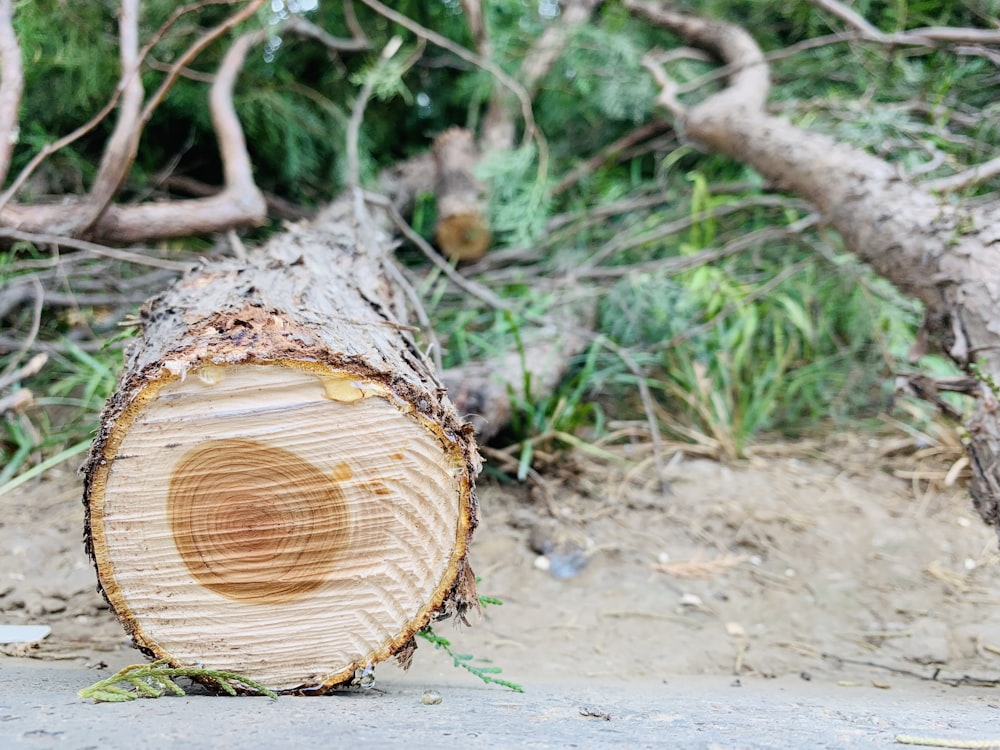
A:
[507,339,608,480]
[79,659,279,702]
[585,172,939,456]
[3,0,996,479]
[417,627,524,693]
[477,144,550,247]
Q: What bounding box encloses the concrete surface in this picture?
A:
[3,660,1000,749]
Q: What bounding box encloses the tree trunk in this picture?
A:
[82,200,481,694]
[626,0,1000,539]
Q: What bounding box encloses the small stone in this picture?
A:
[680,593,703,607]
[421,689,442,705]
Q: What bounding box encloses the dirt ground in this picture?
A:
[5,430,1000,693]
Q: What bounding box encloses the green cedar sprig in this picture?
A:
[417,627,524,693]
[79,659,278,702]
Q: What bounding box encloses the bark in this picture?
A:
[625,1,1000,536]
[433,128,490,262]
[82,198,481,694]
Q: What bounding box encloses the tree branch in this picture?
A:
[284,14,370,53]
[626,0,1000,535]
[79,0,144,233]
[481,0,600,152]
[356,0,546,175]
[811,0,1000,47]
[0,0,23,188]
[924,154,1000,194]
[0,1,267,242]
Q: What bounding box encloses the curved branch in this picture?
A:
[211,29,265,200]
[0,1,248,215]
[0,0,23,187]
[79,0,144,233]
[284,14,370,52]
[1,4,267,242]
[626,0,939,306]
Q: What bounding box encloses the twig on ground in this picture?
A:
[1,277,43,379]
[552,119,674,196]
[822,652,1000,687]
[0,352,47,392]
[924,155,1000,194]
[0,229,193,271]
[597,337,668,496]
[895,737,1000,749]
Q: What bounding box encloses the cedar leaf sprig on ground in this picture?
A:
[78,659,279,702]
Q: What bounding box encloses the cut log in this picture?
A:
[82,203,481,693]
[433,128,490,263]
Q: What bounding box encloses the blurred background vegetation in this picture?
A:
[2,0,998,490]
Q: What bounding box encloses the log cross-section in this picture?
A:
[83,209,480,693]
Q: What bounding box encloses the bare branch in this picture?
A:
[459,0,488,57]
[356,0,547,177]
[481,0,599,152]
[342,0,367,46]
[79,0,144,233]
[284,14,370,52]
[0,352,46,393]
[810,0,886,40]
[139,0,266,131]
[163,174,313,221]
[0,3,267,241]
[0,228,194,271]
[364,190,511,313]
[0,0,23,187]
[812,0,1000,47]
[924,155,1000,194]
[0,1,247,214]
[211,29,265,203]
[552,119,673,195]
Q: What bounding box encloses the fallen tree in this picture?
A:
[82,197,482,693]
[624,0,1000,533]
[0,0,488,693]
[4,0,1000,692]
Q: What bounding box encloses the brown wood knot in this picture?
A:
[168,438,350,604]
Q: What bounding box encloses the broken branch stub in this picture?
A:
[433,128,491,262]
[82,213,481,693]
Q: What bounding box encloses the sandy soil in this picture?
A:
[4,432,1000,693]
